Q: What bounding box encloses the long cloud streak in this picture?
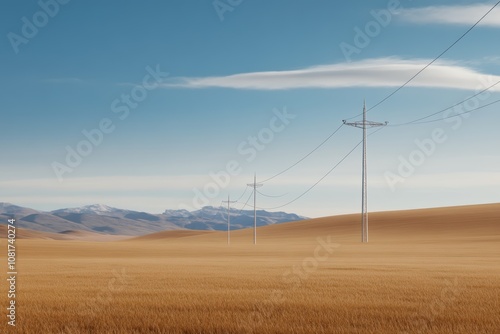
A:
[163,58,500,91]
[395,3,500,27]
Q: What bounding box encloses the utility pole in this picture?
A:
[343,101,387,243]
[247,173,263,245]
[222,195,237,245]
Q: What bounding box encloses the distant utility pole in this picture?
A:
[222,195,237,245]
[343,101,387,243]
[247,173,263,245]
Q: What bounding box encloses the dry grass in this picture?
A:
[1,204,499,333]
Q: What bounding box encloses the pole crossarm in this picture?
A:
[246,182,263,188]
[343,120,388,128]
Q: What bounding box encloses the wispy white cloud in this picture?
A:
[0,175,210,192]
[395,3,500,27]
[163,58,500,91]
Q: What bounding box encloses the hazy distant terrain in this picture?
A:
[2,203,499,333]
[0,203,306,236]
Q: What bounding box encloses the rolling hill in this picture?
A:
[132,203,500,243]
[7,203,498,243]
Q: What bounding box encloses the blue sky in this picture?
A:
[1,0,499,217]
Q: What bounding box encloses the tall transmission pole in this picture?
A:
[222,195,237,245]
[247,173,263,245]
[343,101,387,243]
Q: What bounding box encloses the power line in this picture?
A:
[345,0,500,120]
[234,186,249,203]
[389,79,500,126]
[407,98,500,125]
[260,123,344,183]
[237,188,254,215]
[257,127,385,211]
[256,95,497,211]
[258,141,361,210]
[217,91,499,217]
[214,1,500,219]
[256,190,288,198]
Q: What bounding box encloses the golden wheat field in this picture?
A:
[1,204,499,333]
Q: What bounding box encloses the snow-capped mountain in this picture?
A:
[0,203,307,236]
[163,206,307,231]
[51,204,124,215]
[163,209,192,218]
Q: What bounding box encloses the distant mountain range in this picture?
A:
[0,203,307,236]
